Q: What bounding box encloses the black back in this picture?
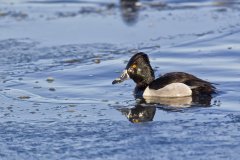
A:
[149,72,216,95]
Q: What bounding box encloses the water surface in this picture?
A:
[0,0,240,159]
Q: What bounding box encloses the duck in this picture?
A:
[112,52,216,99]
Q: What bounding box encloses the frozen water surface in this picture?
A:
[0,0,240,159]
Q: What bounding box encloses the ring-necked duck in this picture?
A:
[112,52,216,98]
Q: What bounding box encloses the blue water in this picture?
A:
[0,0,240,159]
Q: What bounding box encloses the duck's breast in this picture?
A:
[143,82,192,98]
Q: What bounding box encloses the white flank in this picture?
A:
[143,83,192,98]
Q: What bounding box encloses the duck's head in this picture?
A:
[112,52,155,88]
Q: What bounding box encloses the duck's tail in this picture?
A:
[186,80,216,96]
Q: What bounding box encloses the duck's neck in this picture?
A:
[134,74,155,91]
[134,80,153,98]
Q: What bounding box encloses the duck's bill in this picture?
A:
[112,69,129,84]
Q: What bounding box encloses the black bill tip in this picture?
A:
[112,79,122,85]
[112,70,129,85]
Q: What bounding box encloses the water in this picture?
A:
[0,0,240,159]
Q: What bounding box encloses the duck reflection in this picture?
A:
[119,94,212,123]
[120,104,156,123]
[144,96,192,107]
[143,95,212,107]
[118,93,214,123]
[120,0,139,25]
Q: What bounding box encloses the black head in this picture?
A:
[112,52,155,88]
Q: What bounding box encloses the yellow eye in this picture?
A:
[128,64,137,73]
[132,64,137,68]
